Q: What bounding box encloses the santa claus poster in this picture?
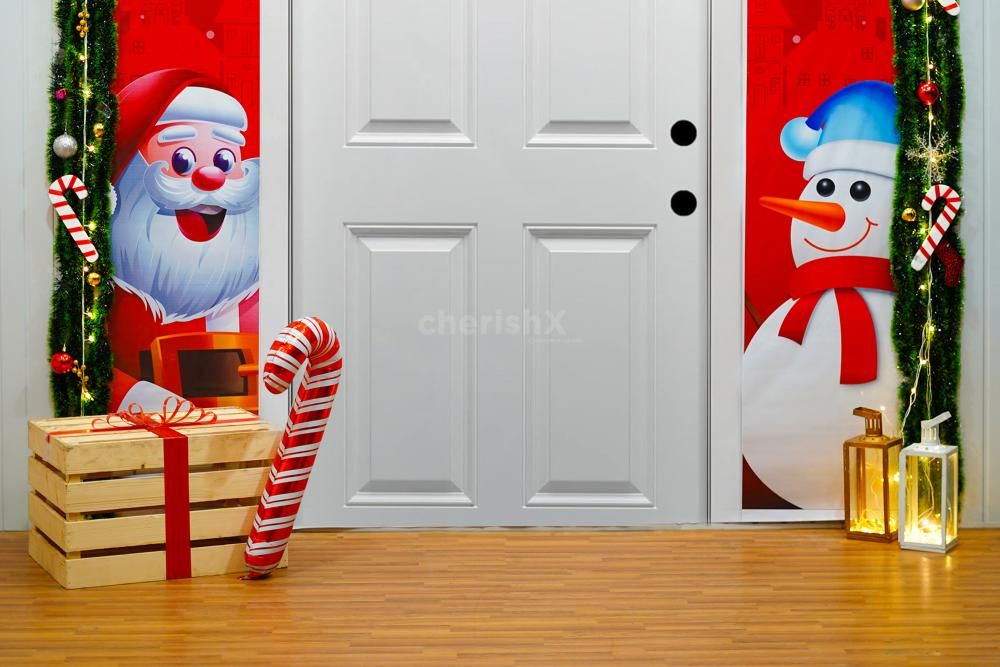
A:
[108,1,261,413]
[742,0,899,512]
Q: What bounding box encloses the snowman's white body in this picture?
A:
[743,290,898,510]
[742,165,900,510]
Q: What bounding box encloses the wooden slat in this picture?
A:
[28,409,279,476]
[27,529,68,588]
[27,456,67,509]
[28,529,287,589]
[29,455,271,514]
[26,492,67,550]
[61,465,271,514]
[29,491,258,552]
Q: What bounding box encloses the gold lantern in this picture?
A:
[899,412,959,553]
[843,407,901,542]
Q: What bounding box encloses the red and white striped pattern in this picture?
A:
[936,0,960,17]
[244,317,342,579]
[48,175,98,263]
[911,183,962,272]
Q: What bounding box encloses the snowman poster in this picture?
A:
[743,0,899,511]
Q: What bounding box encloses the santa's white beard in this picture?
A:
[112,154,260,323]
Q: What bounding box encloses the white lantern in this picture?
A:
[898,412,959,553]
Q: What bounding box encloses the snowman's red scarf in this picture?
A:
[779,256,895,385]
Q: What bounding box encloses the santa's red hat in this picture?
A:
[113,69,247,182]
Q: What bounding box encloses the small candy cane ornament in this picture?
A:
[936,0,960,17]
[48,175,98,262]
[244,317,342,579]
[911,183,961,272]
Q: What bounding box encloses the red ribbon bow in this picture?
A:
[778,256,895,385]
[92,396,218,431]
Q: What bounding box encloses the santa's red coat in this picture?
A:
[108,285,259,408]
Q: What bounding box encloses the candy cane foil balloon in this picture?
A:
[911,183,962,272]
[48,175,98,262]
[937,0,960,17]
[244,317,342,579]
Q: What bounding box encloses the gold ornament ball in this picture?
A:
[93,123,105,138]
[901,0,926,10]
[902,208,918,223]
[86,272,102,287]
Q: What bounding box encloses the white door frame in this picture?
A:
[258,0,293,430]
[707,0,825,522]
[707,0,745,523]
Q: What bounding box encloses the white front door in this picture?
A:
[291,0,708,526]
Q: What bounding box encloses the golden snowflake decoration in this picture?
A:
[906,131,958,183]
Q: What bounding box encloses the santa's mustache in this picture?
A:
[143,160,259,214]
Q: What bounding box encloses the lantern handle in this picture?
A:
[920,411,951,444]
[852,406,883,437]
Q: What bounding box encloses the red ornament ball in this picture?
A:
[50,352,75,375]
[918,80,941,107]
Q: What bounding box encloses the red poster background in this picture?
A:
[743,0,895,508]
[114,0,260,159]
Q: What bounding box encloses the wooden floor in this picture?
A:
[2,528,999,665]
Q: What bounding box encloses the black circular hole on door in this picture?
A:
[671,191,698,216]
[670,120,697,146]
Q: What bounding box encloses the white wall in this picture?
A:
[1,0,55,531]
[1,1,998,529]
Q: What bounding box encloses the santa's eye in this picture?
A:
[816,179,836,197]
[851,181,871,202]
[171,148,196,175]
[213,149,236,174]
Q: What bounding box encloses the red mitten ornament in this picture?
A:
[934,236,965,288]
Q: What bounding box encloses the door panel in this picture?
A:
[344,226,476,507]
[524,227,655,508]
[346,0,476,145]
[292,0,708,526]
[526,0,654,146]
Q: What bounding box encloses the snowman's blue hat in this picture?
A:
[780,80,899,180]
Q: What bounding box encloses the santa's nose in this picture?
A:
[760,196,846,232]
[192,166,226,192]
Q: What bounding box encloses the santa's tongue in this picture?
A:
[176,205,227,242]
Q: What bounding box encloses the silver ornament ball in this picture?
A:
[52,134,79,159]
[900,0,926,10]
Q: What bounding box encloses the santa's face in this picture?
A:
[139,121,248,242]
[112,121,259,323]
[761,167,894,267]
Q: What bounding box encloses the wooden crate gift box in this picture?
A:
[27,405,284,589]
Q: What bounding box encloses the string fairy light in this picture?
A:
[899,0,940,441]
[78,0,91,411]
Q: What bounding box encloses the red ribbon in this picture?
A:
[54,398,216,579]
[90,399,217,578]
[778,257,895,385]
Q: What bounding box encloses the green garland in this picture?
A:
[47,0,117,416]
[890,2,965,490]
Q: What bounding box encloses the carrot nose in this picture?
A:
[760,196,846,232]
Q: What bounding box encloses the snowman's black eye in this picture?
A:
[816,178,836,197]
[850,181,871,202]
